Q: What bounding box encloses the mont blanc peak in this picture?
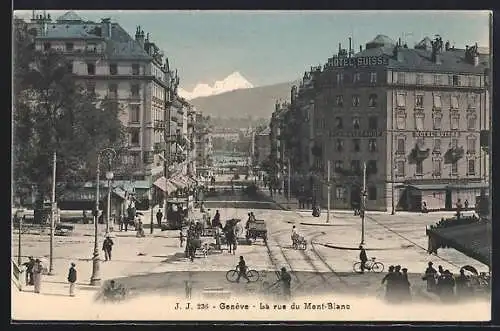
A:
[178,72,254,100]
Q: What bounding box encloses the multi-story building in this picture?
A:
[271,34,490,212]
[194,112,213,173]
[24,11,204,189]
[252,127,271,167]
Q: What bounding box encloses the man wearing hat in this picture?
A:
[67,262,77,297]
[423,261,437,292]
[280,267,292,300]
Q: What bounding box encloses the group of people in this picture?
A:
[22,257,78,297]
[380,265,412,303]
[423,262,471,301]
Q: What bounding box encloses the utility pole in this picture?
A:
[360,161,367,245]
[326,160,331,223]
[90,152,101,286]
[48,151,56,275]
[149,185,154,234]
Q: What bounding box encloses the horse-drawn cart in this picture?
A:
[246,219,267,244]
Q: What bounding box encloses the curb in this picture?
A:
[318,243,402,251]
[299,222,352,227]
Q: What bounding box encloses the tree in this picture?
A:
[13,30,126,207]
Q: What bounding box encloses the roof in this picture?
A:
[427,221,491,267]
[415,37,433,50]
[354,46,489,74]
[257,127,271,135]
[56,11,84,22]
[366,34,395,47]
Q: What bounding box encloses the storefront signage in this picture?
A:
[413,131,461,138]
[333,56,389,68]
[330,130,384,138]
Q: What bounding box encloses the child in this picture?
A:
[179,230,185,247]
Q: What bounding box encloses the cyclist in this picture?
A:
[359,245,368,273]
[236,256,250,283]
[291,225,298,245]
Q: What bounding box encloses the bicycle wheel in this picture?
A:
[247,269,260,282]
[353,262,362,273]
[226,269,239,282]
[372,262,384,273]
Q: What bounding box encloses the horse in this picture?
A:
[223,219,240,254]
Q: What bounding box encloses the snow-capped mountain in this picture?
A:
[178,72,254,100]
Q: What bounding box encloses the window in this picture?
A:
[433,114,442,130]
[351,160,361,174]
[87,63,95,75]
[416,160,423,175]
[335,117,343,129]
[433,159,442,176]
[396,93,406,108]
[352,95,360,107]
[65,42,74,51]
[131,84,140,97]
[336,139,344,152]
[433,139,441,153]
[468,76,476,87]
[370,72,377,83]
[86,82,95,94]
[397,138,405,153]
[43,42,51,51]
[368,139,377,152]
[433,75,441,85]
[368,186,377,200]
[367,160,377,174]
[396,115,406,130]
[433,95,442,109]
[334,160,344,172]
[66,61,73,73]
[368,117,378,130]
[416,74,424,85]
[132,63,140,75]
[467,115,477,130]
[451,95,459,109]
[353,139,361,152]
[468,94,477,109]
[352,117,360,130]
[451,161,458,175]
[336,95,344,107]
[451,138,458,149]
[353,72,361,83]
[452,75,461,86]
[396,161,405,176]
[130,105,140,123]
[130,130,140,145]
[336,73,343,85]
[467,137,476,153]
[397,72,405,84]
[368,94,378,107]
[416,95,424,108]
[415,115,424,131]
[110,63,118,75]
[108,83,118,98]
[468,159,475,175]
[451,115,460,130]
[335,186,346,200]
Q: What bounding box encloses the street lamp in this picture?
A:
[90,147,116,286]
[105,170,114,234]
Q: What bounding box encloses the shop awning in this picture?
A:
[186,176,198,186]
[447,182,489,190]
[426,221,491,267]
[400,182,488,191]
[407,184,449,191]
[169,176,187,189]
[153,177,177,194]
[112,187,127,200]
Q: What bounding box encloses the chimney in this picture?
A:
[135,26,145,48]
[101,18,112,38]
[348,37,352,57]
[473,42,479,66]
[338,43,342,55]
[398,37,401,46]
[359,45,362,52]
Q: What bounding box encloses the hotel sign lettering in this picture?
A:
[412,131,461,138]
[331,130,384,138]
[333,56,389,68]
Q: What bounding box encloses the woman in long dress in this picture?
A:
[32,259,43,293]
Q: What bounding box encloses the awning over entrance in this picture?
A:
[407,184,448,191]
[401,182,488,191]
[426,221,491,267]
[153,177,178,194]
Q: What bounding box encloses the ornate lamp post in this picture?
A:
[90,147,116,286]
[105,169,114,234]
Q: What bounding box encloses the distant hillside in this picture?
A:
[190,81,295,119]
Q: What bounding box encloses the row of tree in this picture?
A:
[13,23,126,209]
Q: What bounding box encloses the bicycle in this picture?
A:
[226,266,260,282]
[353,257,384,273]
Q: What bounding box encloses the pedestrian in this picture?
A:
[381,265,396,303]
[22,256,35,286]
[464,199,469,211]
[118,214,124,231]
[67,262,77,297]
[102,235,114,261]
[82,210,88,224]
[179,230,185,247]
[359,245,368,273]
[236,256,250,283]
[280,267,292,300]
[32,258,43,294]
[401,268,411,301]
[423,261,438,292]
[156,209,163,227]
[455,269,470,298]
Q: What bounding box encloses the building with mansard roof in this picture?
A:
[272,34,490,213]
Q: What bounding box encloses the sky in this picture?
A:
[14,10,491,91]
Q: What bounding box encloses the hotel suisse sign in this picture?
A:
[333,56,389,68]
[331,130,384,138]
[413,131,461,138]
